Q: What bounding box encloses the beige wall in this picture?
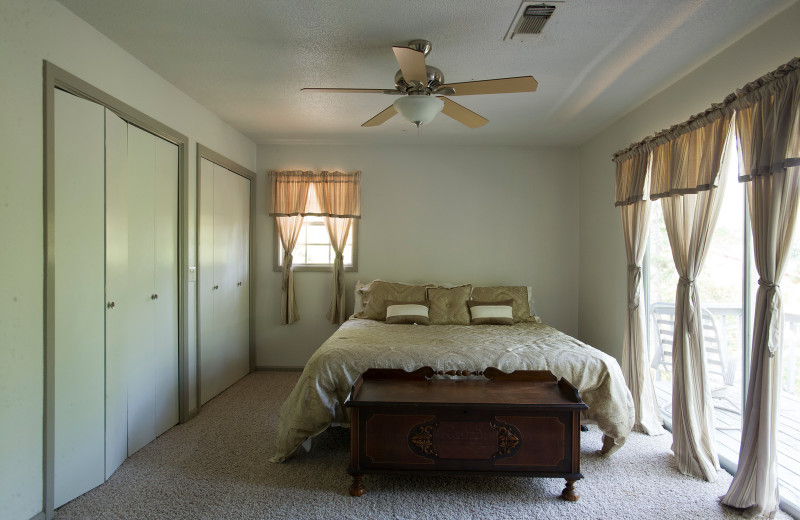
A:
[255,144,581,367]
[0,1,256,518]
[577,1,800,362]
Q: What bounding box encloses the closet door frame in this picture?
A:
[43,61,190,519]
[196,144,256,408]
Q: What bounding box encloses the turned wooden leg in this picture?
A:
[349,474,366,497]
[561,479,580,501]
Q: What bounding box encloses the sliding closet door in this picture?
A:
[126,125,158,455]
[153,138,179,436]
[199,158,251,405]
[105,110,129,479]
[53,90,106,507]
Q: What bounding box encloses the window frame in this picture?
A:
[272,218,359,273]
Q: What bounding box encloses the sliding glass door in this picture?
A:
[646,155,800,506]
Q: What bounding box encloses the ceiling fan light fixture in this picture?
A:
[393,94,444,127]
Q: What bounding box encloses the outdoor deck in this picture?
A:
[654,381,800,506]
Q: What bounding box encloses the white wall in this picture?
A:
[577,1,800,362]
[255,144,580,367]
[0,1,256,518]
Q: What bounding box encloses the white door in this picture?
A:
[198,158,217,405]
[126,125,180,454]
[126,125,158,455]
[53,90,106,507]
[105,110,129,478]
[153,137,179,436]
[199,159,251,405]
[231,172,251,375]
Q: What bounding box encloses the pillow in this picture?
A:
[467,300,514,325]
[471,286,535,323]
[427,285,472,325]
[353,280,369,314]
[353,280,432,321]
[385,300,430,325]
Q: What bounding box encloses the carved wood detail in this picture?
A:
[432,369,484,377]
[490,419,522,459]
[408,420,439,460]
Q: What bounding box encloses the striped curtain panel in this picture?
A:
[722,60,800,517]
[659,114,734,482]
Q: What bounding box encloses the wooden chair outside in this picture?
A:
[649,302,739,413]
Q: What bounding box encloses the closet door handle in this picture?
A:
[237,281,242,287]
[151,294,158,300]
[107,301,116,309]
[213,285,219,291]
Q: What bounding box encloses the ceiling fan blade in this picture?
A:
[440,76,538,96]
[361,105,398,127]
[392,47,428,84]
[439,97,488,128]
[302,88,395,94]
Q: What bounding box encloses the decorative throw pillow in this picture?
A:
[385,300,430,325]
[427,285,472,325]
[354,280,431,321]
[467,299,514,325]
[471,286,535,323]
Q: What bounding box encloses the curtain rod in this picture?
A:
[612,57,800,163]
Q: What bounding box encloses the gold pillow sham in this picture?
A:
[354,280,432,321]
[470,286,534,323]
[427,285,472,325]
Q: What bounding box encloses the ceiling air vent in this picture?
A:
[504,1,563,42]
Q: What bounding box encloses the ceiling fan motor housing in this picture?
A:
[394,66,444,93]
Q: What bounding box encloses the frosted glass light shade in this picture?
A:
[393,95,444,126]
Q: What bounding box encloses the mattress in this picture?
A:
[271,318,635,462]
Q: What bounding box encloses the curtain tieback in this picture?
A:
[678,276,694,287]
[628,265,642,311]
[758,279,781,358]
[758,279,779,290]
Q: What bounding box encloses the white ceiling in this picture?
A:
[57,0,792,147]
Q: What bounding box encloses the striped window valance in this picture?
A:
[269,170,361,218]
[613,57,800,207]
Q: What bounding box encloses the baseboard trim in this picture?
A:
[184,407,200,422]
[30,511,46,520]
[254,365,304,372]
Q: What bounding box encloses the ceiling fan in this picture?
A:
[301,39,538,129]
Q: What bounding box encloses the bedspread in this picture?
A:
[271,319,634,462]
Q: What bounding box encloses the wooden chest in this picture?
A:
[345,367,588,500]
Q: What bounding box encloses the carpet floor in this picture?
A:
[55,371,790,519]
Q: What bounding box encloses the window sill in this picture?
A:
[273,265,357,273]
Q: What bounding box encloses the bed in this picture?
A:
[271,282,635,463]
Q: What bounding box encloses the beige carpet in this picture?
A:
[55,371,789,519]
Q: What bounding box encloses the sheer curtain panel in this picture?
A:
[314,171,361,324]
[269,171,313,324]
[613,151,664,435]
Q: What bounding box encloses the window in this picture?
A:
[273,216,357,272]
[273,181,358,271]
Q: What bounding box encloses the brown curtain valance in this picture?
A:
[269,170,362,218]
[613,57,800,207]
